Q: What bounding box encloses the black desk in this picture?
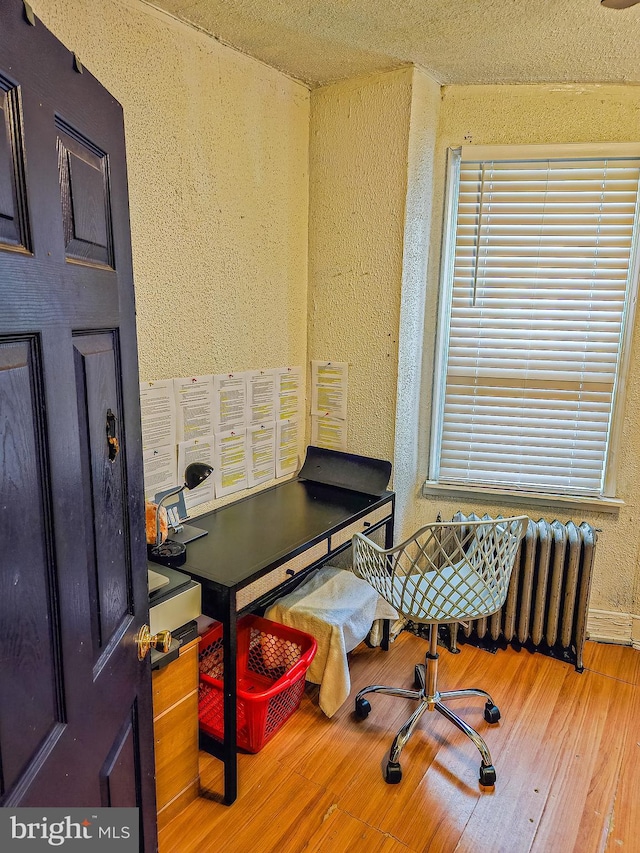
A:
[173,474,394,804]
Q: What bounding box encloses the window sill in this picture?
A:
[422,481,624,515]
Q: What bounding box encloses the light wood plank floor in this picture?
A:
[158,632,640,853]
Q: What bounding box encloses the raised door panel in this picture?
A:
[0,75,29,250]
[0,337,61,797]
[57,120,112,267]
[100,710,139,808]
[73,332,129,653]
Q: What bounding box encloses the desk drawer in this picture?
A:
[154,690,199,812]
[236,540,329,610]
[152,640,199,718]
[330,504,391,550]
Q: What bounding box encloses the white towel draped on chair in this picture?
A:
[266,566,397,717]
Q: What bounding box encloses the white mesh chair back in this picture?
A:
[353,515,528,625]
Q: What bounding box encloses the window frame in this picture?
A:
[427,143,640,506]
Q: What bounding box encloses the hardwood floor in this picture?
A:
[158,632,640,853]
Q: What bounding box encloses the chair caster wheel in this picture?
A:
[355,697,371,719]
[479,764,496,786]
[484,702,501,724]
[385,762,402,784]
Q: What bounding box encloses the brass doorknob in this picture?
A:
[135,624,172,660]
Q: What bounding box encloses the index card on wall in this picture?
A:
[247,369,276,426]
[275,366,302,421]
[213,372,247,434]
[178,436,216,512]
[174,375,215,442]
[142,445,177,502]
[276,417,300,478]
[311,414,348,451]
[248,423,276,487]
[140,380,176,449]
[311,360,348,420]
[214,429,248,497]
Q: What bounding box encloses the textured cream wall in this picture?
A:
[310,78,640,624]
[392,69,441,529]
[31,0,309,381]
[20,4,640,621]
[408,84,640,620]
[308,68,415,464]
[30,0,310,512]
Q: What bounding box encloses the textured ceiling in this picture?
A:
[146,0,640,87]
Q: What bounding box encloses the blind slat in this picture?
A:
[436,151,640,496]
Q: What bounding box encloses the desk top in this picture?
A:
[178,478,393,590]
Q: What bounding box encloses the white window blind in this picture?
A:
[433,147,640,497]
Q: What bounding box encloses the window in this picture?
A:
[429,144,640,500]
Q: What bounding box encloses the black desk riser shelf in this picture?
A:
[151,448,395,805]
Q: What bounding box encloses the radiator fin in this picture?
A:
[449,515,597,671]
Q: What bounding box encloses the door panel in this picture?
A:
[0,337,61,797]
[73,332,129,651]
[0,75,30,250]
[0,3,156,849]
[58,120,113,267]
[101,710,140,809]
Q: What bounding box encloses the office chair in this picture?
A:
[352,514,528,786]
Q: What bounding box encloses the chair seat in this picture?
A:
[392,561,501,624]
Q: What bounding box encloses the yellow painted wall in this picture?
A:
[307,65,441,526]
[30,0,310,513]
[410,84,640,631]
[22,2,640,634]
[392,69,441,529]
[308,67,416,464]
[309,79,640,634]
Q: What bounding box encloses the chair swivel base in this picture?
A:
[354,656,501,787]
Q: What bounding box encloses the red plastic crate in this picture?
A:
[198,613,317,753]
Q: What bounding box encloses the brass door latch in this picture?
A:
[135,625,172,660]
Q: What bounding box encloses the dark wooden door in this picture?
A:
[0,2,156,848]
